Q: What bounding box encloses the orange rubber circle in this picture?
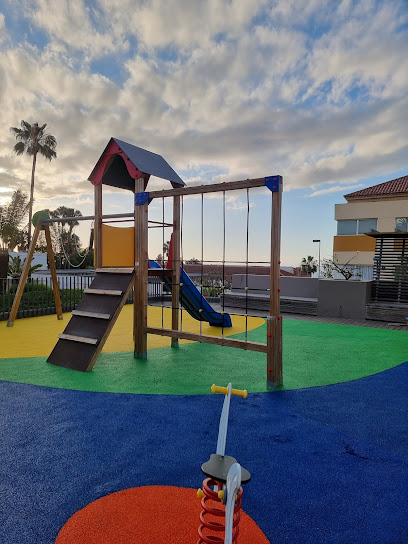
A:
[54,485,269,544]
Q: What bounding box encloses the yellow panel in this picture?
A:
[333,235,376,252]
[102,224,135,267]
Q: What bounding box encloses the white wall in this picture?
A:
[335,198,408,231]
[9,251,48,269]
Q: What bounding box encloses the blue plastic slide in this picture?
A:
[149,260,232,327]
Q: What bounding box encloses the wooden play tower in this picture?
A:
[7,138,283,390]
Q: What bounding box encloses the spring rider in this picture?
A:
[197,383,251,544]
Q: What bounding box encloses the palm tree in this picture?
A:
[10,121,57,248]
[163,240,170,257]
[301,255,317,276]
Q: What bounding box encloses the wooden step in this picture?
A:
[48,267,135,372]
[58,333,99,345]
[71,310,111,320]
[84,288,123,296]
[95,268,134,274]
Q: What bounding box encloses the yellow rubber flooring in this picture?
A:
[0,305,265,359]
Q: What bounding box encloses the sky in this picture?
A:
[0,0,407,266]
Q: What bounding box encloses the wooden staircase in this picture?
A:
[47,268,135,371]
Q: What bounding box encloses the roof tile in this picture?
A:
[345,175,408,200]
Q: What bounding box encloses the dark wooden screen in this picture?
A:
[371,234,408,303]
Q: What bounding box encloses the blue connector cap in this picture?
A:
[265,176,282,192]
[135,191,149,205]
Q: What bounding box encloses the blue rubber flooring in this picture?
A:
[1,363,407,543]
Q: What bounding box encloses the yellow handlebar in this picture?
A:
[211,384,248,399]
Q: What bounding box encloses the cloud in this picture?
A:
[0,185,13,205]
[29,0,130,60]
[226,199,255,212]
[0,0,406,212]
[0,12,7,43]
[303,3,408,104]
[308,184,364,197]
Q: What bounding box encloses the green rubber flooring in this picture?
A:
[0,319,407,394]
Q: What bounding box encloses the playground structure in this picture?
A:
[6,138,283,390]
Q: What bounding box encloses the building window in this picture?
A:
[337,220,357,235]
[395,218,408,232]
[357,219,377,234]
[337,218,377,235]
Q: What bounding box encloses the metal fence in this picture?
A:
[0,275,93,321]
[0,269,231,322]
[0,274,166,322]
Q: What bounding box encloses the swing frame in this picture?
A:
[123,176,283,390]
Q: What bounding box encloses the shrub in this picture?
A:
[0,281,84,314]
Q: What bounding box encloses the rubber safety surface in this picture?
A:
[1,310,407,543]
[1,307,407,393]
[1,364,407,544]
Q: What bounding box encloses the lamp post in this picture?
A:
[313,239,321,277]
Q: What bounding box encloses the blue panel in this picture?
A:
[264,175,282,192]
[149,260,232,327]
[135,192,149,205]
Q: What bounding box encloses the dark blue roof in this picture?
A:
[88,138,185,191]
[113,138,185,187]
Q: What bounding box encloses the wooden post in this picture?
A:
[134,177,148,358]
[44,225,63,320]
[267,177,283,390]
[171,195,181,347]
[7,222,41,326]
[94,183,102,268]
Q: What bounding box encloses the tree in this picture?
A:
[162,240,170,258]
[320,253,362,281]
[10,121,57,249]
[300,255,317,276]
[8,254,42,279]
[47,206,89,268]
[0,189,29,250]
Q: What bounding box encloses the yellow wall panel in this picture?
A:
[333,235,376,253]
[102,224,135,267]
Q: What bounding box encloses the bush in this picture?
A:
[6,281,52,296]
[202,286,222,297]
[0,250,9,279]
[188,274,232,298]
[1,282,54,312]
[0,281,84,314]
[59,288,84,307]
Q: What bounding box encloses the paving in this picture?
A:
[281,312,408,330]
[191,300,408,331]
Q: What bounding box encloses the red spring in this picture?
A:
[197,477,243,544]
